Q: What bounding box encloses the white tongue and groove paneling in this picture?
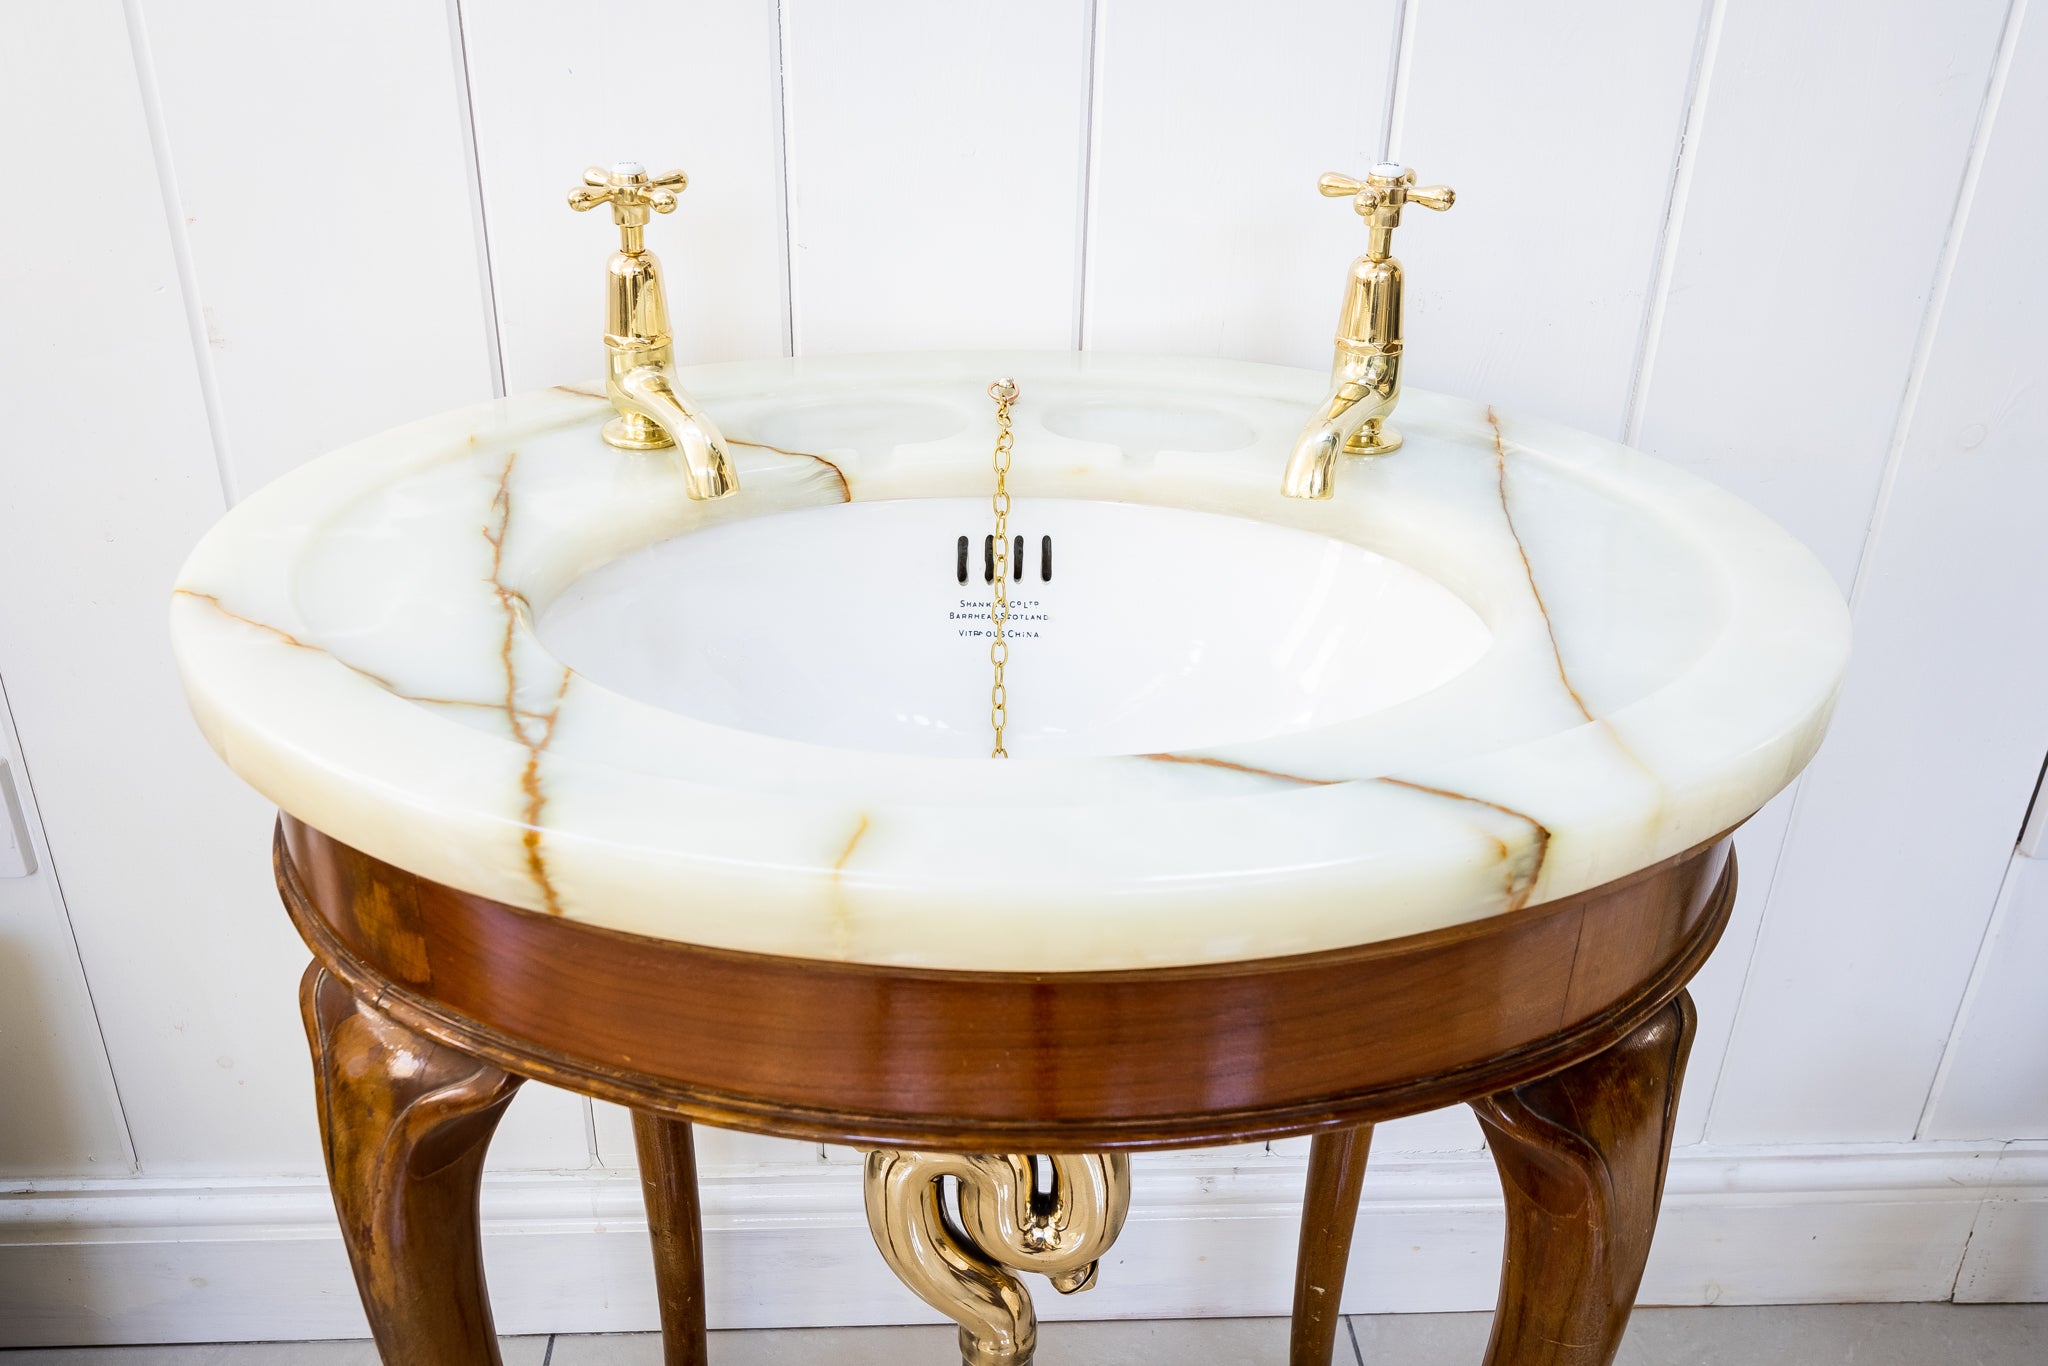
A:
[1624,0,2012,1149]
[0,0,314,1175]
[1709,0,2048,1144]
[458,0,793,391]
[1081,0,1400,363]
[108,0,595,1175]
[132,0,497,498]
[1669,788,1796,1145]
[1629,0,2011,590]
[9,0,2048,1334]
[1386,0,1708,437]
[1955,1144,2048,1303]
[780,0,1096,353]
[1923,850,2048,1140]
[0,682,131,1176]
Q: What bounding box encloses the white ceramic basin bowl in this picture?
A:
[538,498,1491,759]
[172,352,1849,970]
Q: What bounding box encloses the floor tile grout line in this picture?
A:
[16,1308,2048,1359]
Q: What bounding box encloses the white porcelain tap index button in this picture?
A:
[610,160,647,179]
[1373,161,1407,179]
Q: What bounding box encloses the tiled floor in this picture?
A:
[3,1305,2043,1364]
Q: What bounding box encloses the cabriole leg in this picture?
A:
[1471,992,1697,1366]
[302,965,521,1365]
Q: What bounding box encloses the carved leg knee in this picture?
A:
[302,965,521,1365]
[1472,992,1696,1366]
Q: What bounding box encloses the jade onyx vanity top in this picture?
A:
[170,352,1848,971]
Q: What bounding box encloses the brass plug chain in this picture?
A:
[987,378,1019,758]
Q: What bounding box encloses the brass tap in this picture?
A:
[568,162,739,500]
[1280,163,1455,500]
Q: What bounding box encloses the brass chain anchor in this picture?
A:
[986,378,1018,758]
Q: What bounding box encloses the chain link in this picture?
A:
[986,378,1019,758]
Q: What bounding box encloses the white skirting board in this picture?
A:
[2,1143,2042,1347]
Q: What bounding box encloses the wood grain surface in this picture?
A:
[278,817,1734,1150]
[1290,1125,1374,1366]
[301,965,521,1365]
[631,1110,709,1365]
[1473,992,1698,1366]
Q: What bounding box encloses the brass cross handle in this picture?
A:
[567,162,689,229]
[1319,165,1455,217]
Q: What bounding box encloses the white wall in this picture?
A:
[1,0,2043,1344]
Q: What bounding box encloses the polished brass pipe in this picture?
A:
[864,1150,1131,1366]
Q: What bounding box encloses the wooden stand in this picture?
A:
[301,967,522,1366]
[278,815,1732,1366]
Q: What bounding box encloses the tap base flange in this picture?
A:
[601,412,677,451]
[1345,421,1403,457]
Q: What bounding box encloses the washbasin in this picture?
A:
[537,497,1491,758]
[171,351,1849,970]
[161,161,1863,1366]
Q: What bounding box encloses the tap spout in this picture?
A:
[605,352,739,500]
[1280,164,1451,499]
[570,161,740,500]
[1280,343,1399,500]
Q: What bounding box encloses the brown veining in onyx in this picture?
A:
[833,815,871,872]
[174,590,402,688]
[1595,717,1665,812]
[511,670,571,915]
[729,438,852,502]
[1485,410,1665,793]
[1487,409,1667,802]
[553,382,610,400]
[827,814,872,958]
[482,453,572,915]
[175,589,556,722]
[1486,407,1595,724]
[1140,755,1548,905]
[405,695,554,723]
[1377,775,1552,910]
[1139,752,1338,786]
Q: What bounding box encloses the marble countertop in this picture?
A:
[171,352,1848,970]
